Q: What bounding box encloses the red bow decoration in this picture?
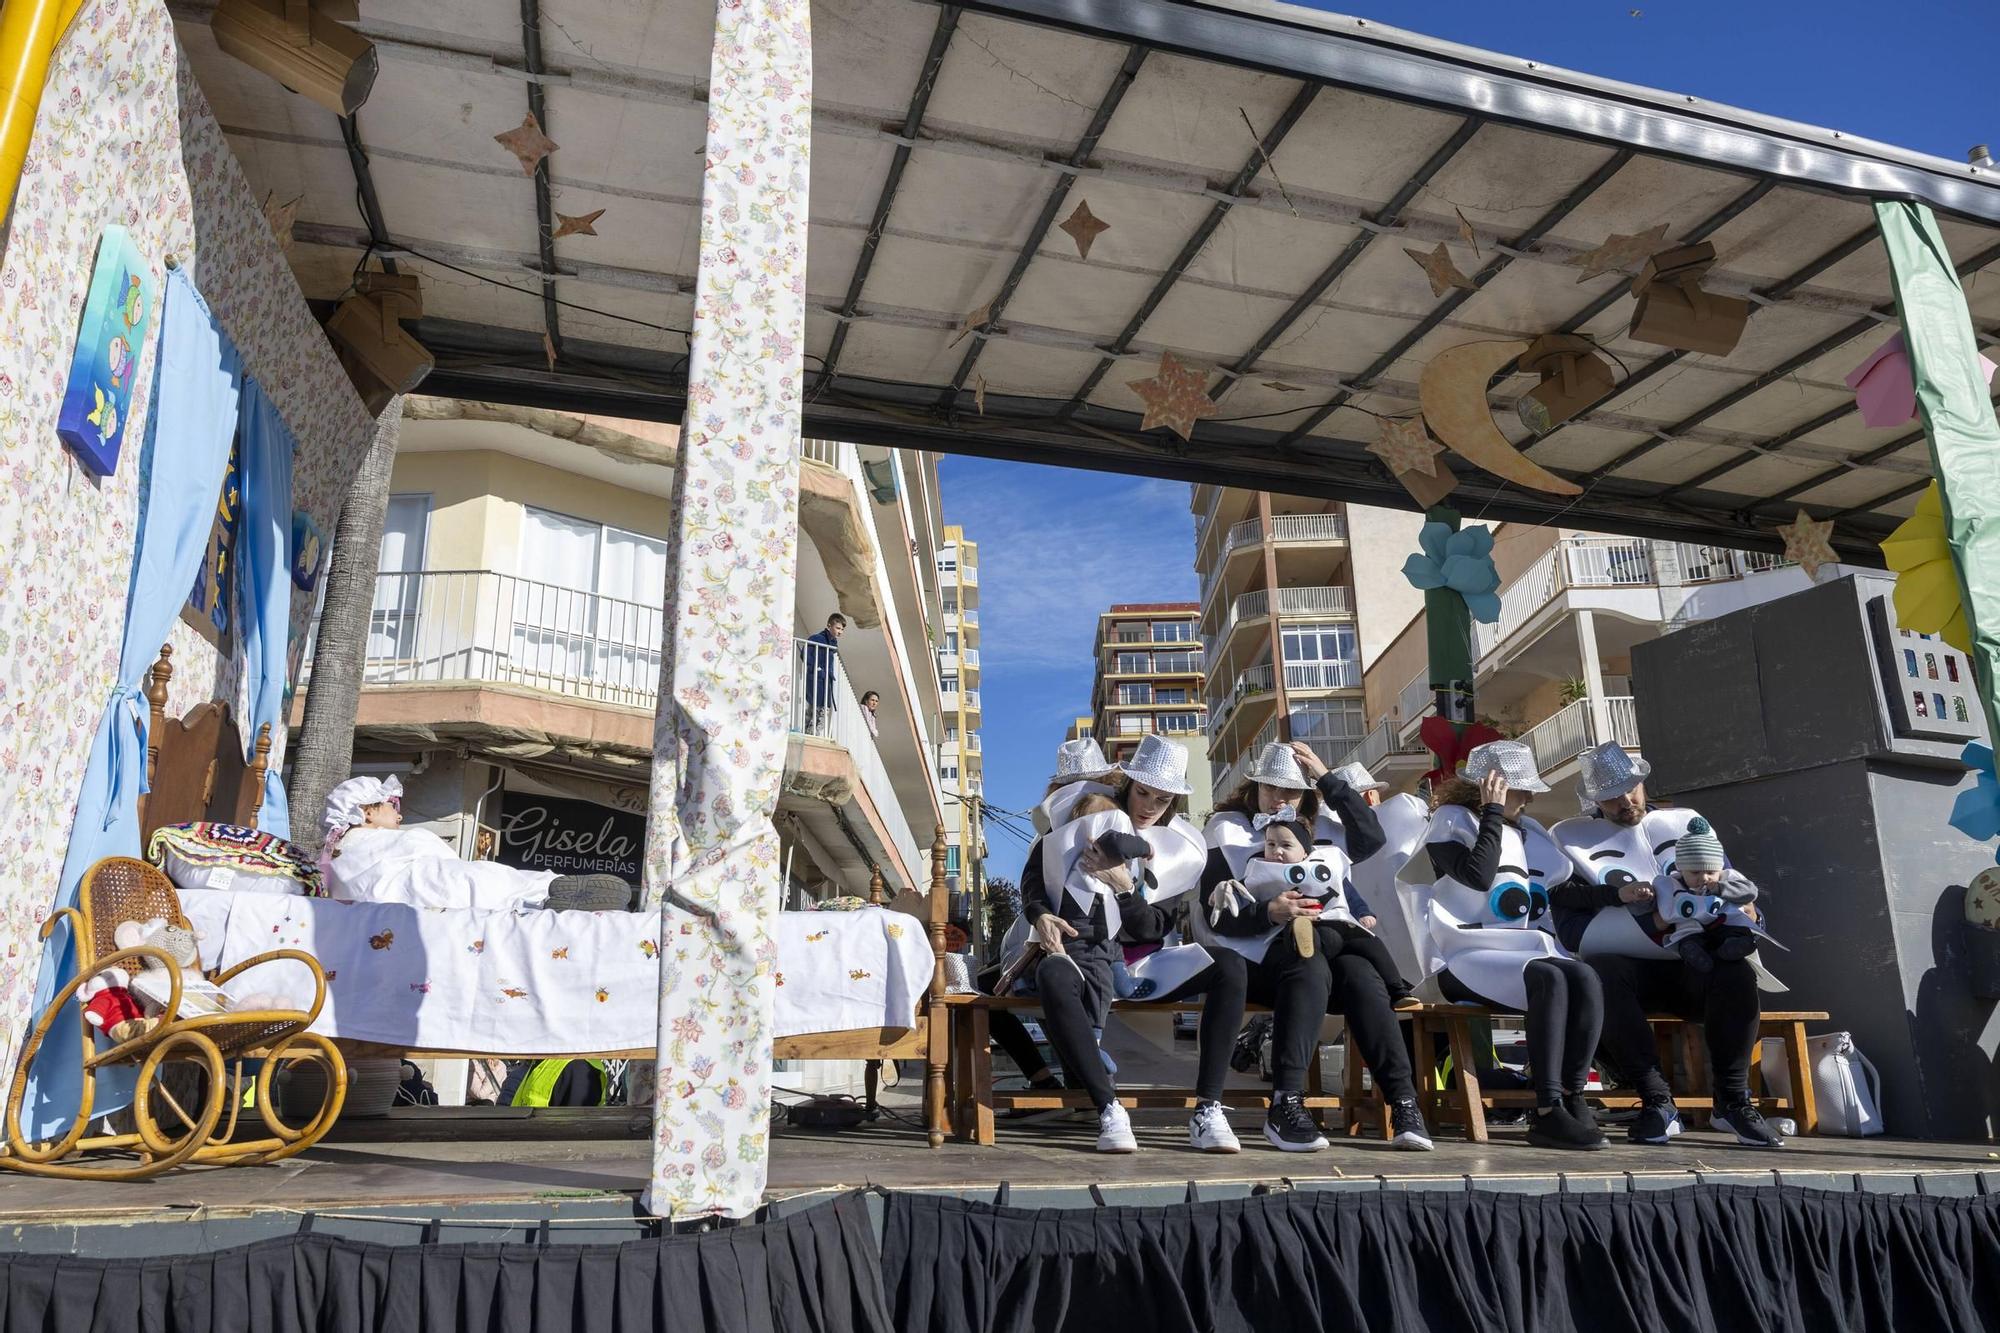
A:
[1421,714,1504,791]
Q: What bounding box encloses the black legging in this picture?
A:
[1587,953,1760,1100]
[994,952,1250,1107]
[1324,951,1418,1103]
[1242,932,1333,1094]
[1035,952,1117,1109]
[1441,958,1604,1105]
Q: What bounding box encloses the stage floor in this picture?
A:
[3,1101,1996,1231]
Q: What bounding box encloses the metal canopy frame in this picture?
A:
[181,0,2000,564]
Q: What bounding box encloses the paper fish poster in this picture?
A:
[56,227,152,477]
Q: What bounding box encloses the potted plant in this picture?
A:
[1558,677,1589,707]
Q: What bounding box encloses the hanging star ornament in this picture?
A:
[972,373,988,416]
[1404,242,1477,298]
[1569,223,1671,282]
[1059,200,1111,260]
[1369,414,1445,477]
[262,193,300,253]
[495,113,559,175]
[950,300,992,349]
[551,208,604,239]
[1126,350,1218,441]
[1455,207,1481,258]
[1776,508,1838,579]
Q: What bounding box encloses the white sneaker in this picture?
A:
[1188,1101,1241,1154]
[1096,1102,1138,1153]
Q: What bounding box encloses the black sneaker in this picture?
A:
[1628,1095,1683,1145]
[1389,1097,1434,1151]
[1712,1098,1786,1148]
[1263,1092,1328,1153]
[1563,1093,1607,1144]
[1527,1103,1608,1151]
[1232,1015,1272,1074]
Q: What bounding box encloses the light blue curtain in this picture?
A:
[236,377,295,837]
[17,268,242,1141]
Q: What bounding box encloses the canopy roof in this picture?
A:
[174,0,2000,561]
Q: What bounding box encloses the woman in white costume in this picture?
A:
[322,776,634,912]
[1410,742,1604,1151]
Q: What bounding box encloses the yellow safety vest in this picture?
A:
[511,1058,608,1107]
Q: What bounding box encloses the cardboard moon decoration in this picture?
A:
[1418,340,1583,496]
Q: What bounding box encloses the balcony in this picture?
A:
[1337,713,1430,777]
[1216,585,1354,647]
[1211,715,1280,801]
[962,648,981,671]
[354,570,664,708]
[1518,696,1641,782]
[791,637,925,884]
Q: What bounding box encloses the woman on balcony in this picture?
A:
[1200,741,1433,1152]
[1407,741,1605,1151]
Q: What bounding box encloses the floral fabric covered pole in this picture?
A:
[640,0,810,1220]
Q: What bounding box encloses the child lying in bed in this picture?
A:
[323,775,636,913]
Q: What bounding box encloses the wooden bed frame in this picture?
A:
[143,642,956,1146]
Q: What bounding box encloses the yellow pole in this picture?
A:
[0,0,87,227]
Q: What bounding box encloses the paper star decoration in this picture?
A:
[1776,508,1837,579]
[1569,223,1670,282]
[1059,200,1111,260]
[1455,208,1481,258]
[1404,242,1477,298]
[495,113,559,175]
[1126,351,1218,441]
[1263,380,1305,393]
[262,194,300,253]
[972,373,988,415]
[1369,414,1445,477]
[551,208,604,239]
[950,300,992,349]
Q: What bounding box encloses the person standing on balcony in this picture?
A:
[800,612,846,731]
[1406,742,1605,1151]
[860,690,881,739]
[1549,743,1782,1149]
[1200,741,1433,1152]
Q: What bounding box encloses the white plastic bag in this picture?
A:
[1759,1032,1883,1137]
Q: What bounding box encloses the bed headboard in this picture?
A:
[138,644,271,846]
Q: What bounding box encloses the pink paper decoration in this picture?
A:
[1847,332,1998,429]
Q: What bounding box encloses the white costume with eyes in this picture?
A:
[1195,846,1356,965]
[1409,804,1567,1010]
[1550,808,1707,961]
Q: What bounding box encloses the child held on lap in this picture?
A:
[1653,818,1773,973]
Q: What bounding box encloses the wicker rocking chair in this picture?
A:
[1,857,347,1180]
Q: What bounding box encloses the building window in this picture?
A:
[1926,653,1939,680]
[514,507,669,692]
[1153,621,1193,642]
[945,629,959,652]
[945,846,961,874]
[942,591,957,614]
[940,763,959,781]
[1116,652,1150,674]
[1118,683,1153,705]
[1156,711,1202,735]
[1956,697,1970,723]
[1290,698,1366,744]
[1153,651,1199,674]
[1904,649,1919,678]
[1118,714,1148,735]
[1155,687,1188,705]
[1948,657,1961,683]
[1914,692,1928,718]
[1935,693,1949,719]
[940,673,959,693]
[1283,621,1358,665]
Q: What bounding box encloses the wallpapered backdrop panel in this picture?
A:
[0,0,371,1089]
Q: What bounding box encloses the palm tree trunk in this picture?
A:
[289,397,404,852]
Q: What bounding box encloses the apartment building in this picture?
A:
[1193,486,1425,803]
[1349,525,1810,811]
[1084,602,1213,806]
[302,400,951,923]
[937,525,987,911]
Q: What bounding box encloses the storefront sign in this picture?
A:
[496,791,645,880]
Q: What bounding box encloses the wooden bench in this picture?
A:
[943,993,1829,1146]
[941,993,1379,1147]
[1409,1005,1831,1143]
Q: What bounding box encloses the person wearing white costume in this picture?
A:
[1200,741,1432,1153]
[320,776,634,913]
[1333,761,1442,993]
[1549,743,1782,1149]
[1016,737,1246,1153]
[1410,741,1607,1151]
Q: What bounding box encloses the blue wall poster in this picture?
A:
[55,226,152,477]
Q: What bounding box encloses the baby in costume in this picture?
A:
[1208,815,1419,1009]
[1652,817,1779,973]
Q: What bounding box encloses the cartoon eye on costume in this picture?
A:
[1528,886,1551,921]
[1676,897,1701,920]
[1285,865,1309,886]
[1488,882,1532,921]
[1310,864,1335,885]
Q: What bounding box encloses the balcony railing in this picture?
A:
[1338,714,1429,775]
[1518,695,1642,779]
[348,570,664,708]
[1283,658,1361,691]
[792,637,924,880]
[1212,713,1281,801]
[962,648,981,670]
[1218,585,1355,642]
[1397,671,1433,735]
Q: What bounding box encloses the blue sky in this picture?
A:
[944,0,2000,881]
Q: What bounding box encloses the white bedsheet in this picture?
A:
[179,892,933,1052]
